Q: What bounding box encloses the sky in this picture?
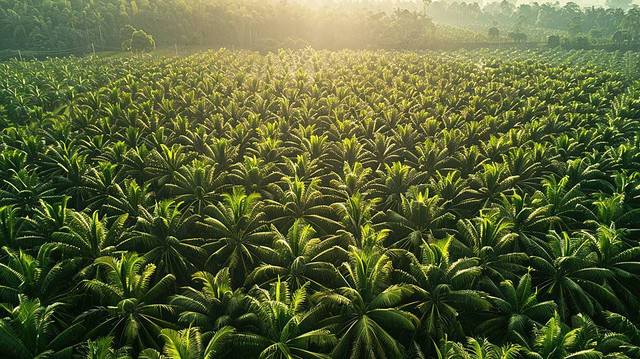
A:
[294,0,621,7]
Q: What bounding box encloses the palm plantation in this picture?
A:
[0,49,639,358]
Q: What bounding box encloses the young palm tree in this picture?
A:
[246,220,347,291]
[230,156,281,199]
[528,312,629,359]
[282,154,327,185]
[0,205,26,249]
[581,225,640,314]
[494,192,553,242]
[40,141,88,208]
[316,239,417,359]
[428,170,473,218]
[410,139,449,179]
[48,211,128,266]
[172,268,256,332]
[365,133,401,171]
[332,193,380,241]
[403,239,489,351]
[200,187,272,285]
[147,144,196,189]
[80,253,176,350]
[539,176,588,231]
[374,161,419,211]
[122,145,152,185]
[205,138,238,175]
[0,169,57,215]
[384,187,454,252]
[266,176,341,235]
[104,179,153,221]
[589,193,640,230]
[82,162,122,212]
[328,136,372,171]
[444,337,523,359]
[165,159,223,215]
[526,231,624,320]
[452,214,525,282]
[143,326,235,359]
[603,311,640,357]
[329,162,376,200]
[503,147,541,193]
[0,295,83,359]
[126,200,203,281]
[468,163,518,209]
[233,279,336,359]
[478,272,556,345]
[0,246,79,305]
[81,336,131,359]
[20,197,72,246]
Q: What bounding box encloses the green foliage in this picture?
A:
[488,27,500,39]
[548,35,561,47]
[0,49,638,358]
[3,0,640,54]
[121,26,154,52]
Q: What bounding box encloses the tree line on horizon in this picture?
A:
[2,0,640,53]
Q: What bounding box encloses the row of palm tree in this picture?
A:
[0,49,639,358]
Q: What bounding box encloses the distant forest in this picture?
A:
[1,0,640,52]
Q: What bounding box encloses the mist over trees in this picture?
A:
[2,0,640,53]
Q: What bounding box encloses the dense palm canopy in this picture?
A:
[0,49,639,358]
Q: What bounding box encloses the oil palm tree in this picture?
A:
[329,162,376,200]
[232,279,336,359]
[48,211,128,266]
[246,219,347,291]
[528,312,629,359]
[452,214,525,282]
[581,225,640,314]
[266,177,340,236]
[403,239,489,350]
[494,192,554,242]
[437,337,523,359]
[539,176,588,231]
[0,295,83,359]
[332,193,380,241]
[477,272,556,345]
[603,311,640,357]
[0,246,80,305]
[127,200,203,281]
[82,162,122,212]
[230,156,281,199]
[384,187,454,252]
[374,161,419,211]
[148,144,196,189]
[165,160,223,215]
[469,163,519,209]
[526,231,625,320]
[316,241,417,359]
[0,169,57,215]
[80,336,131,359]
[104,179,153,221]
[145,326,235,359]
[80,253,176,350]
[0,205,27,249]
[200,187,272,285]
[171,268,256,333]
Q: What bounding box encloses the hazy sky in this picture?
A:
[295,0,619,6]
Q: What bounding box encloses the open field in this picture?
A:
[1,49,640,358]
